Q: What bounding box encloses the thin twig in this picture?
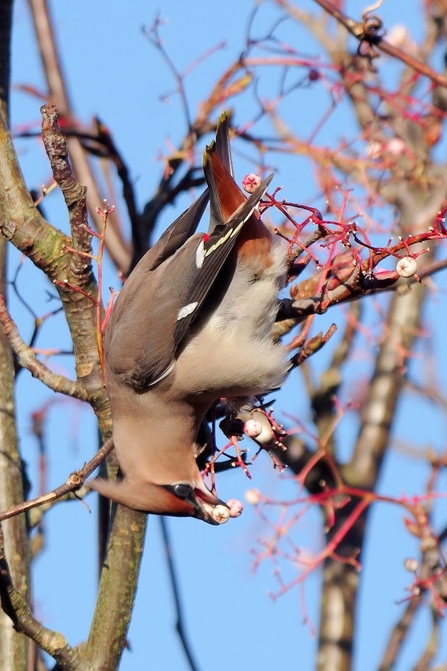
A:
[0,294,87,400]
[0,524,82,669]
[27,0,131,272]
[87,118,140,248]
[0,439,113,522]
[412,607,440,671]
[159,517,201,671]
[378,591,421,671]
[313,0,447,87]
[143,16,193,130]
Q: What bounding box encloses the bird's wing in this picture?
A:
[143,188,209,271]
[105,113,273,391]
[105,193,208,388]
[171,172,274,349]
[106,175,272,390]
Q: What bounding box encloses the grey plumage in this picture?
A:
[89,113,289,524]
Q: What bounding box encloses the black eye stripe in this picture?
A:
[163,483,193,501]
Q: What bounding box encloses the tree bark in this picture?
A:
[0,2,30,670]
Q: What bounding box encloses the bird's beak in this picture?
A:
[162,484,231,525]
[194,488,231,525]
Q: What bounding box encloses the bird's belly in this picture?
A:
[173,240,289,400]
[174,311,288,401]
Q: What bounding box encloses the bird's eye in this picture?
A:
[170,483,193,500]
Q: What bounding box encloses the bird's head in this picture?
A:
[88,476,230,525]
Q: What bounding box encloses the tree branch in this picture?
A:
[27,0,131,273]
[0,3,30,669]
[0,438,113,523]
[0,524,83,670]
[0,294,88,400]
[312,0,447,87]
[160,517,201,671]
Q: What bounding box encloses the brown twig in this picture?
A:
[0,438,113,523]
[0,524,82,669]
[0,4,31,669]
[159,518,201,671]
[40,105,91,260]
[144,16,193,130]
[412,607,440,671]
[87,118,141,251]
[27,0,131,273]
[312,0,447,88]
[0,294,87,400]
[378,592,421,671]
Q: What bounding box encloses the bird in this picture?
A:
[89,113,290,524]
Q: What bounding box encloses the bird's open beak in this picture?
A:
[162,483,230,525]
[193,488,231,525]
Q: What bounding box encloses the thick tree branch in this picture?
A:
[0,3,30,669]
[85,508,146,670]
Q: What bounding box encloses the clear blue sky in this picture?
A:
[8,1,447,670]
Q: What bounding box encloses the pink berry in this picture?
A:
[211,504,230,524]
[244,419,263,438]
[242,173,262,194]
[226,499,243,517]
[396,256,417,278]
[245,488,262,505]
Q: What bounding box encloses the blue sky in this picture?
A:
[7,1,447,670]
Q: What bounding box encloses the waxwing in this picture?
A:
[89,113,289,524]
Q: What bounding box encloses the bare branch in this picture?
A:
[0,294,87,400]
[312,0,447,87]
[0,524,82,670]
[160,518,201,671]
[40,105,91,258]
[0,439,113,523]
[0,3,30,669]
[27,0,131,273]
